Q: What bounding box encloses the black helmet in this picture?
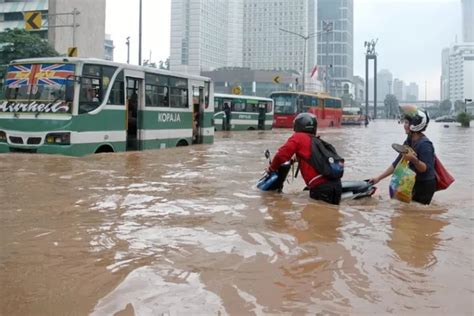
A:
[293,112,317,134]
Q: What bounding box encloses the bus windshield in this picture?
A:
[2,63,75,113]
[272,93,297,114]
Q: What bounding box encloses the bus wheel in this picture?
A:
[176,140,188,147]
[330,121,334,127]
[95,145,114,153]
[247,127,255,130]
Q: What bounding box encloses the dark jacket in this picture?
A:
[392,135,436,181]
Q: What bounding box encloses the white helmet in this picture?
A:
[400,105,430,132]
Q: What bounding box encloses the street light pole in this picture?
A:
[126,36,130,64]
[279,28,318,92]
[322,21,333,94]
[138,0,142,66]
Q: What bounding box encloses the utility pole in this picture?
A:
[279,28,318,92]
[322,21,333,94]
[126,37,130,64]
[138,0,143,66]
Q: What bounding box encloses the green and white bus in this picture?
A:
[0,57,214,156]
[213,93,273,131]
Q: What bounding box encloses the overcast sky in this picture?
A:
[105,0,462,100]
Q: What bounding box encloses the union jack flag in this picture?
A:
[6,63,75,88]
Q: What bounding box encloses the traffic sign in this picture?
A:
[232,86,241,95]
[24,11,42,30]
[273,75,280,84]
[68,47,78,57]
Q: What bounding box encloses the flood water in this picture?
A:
[0,120,473,315]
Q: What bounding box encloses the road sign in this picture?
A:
[273,75,280,84]
[232,86,241,95]
[68,47,78,57]
[24,11,42,30]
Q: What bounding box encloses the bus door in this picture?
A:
[126,77,142,151]
[318,98,325,120]
[257,102,266,130]
[192,86,205,144]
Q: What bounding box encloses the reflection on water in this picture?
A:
[0,120,473,315]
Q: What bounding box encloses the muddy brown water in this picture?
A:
[0,120,473,315]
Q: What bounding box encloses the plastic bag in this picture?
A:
[389,158,416,203]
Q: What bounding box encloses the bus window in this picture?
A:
[108,70,124,105]
[169,77,188,108]
[266,101,273,113]
[272,94,297,114]
[79,77,101,113]
[145,73,169,107]
[80,64,117,113]
[325,98,342,108]
[246,100,257,112]
[232,99,245,111]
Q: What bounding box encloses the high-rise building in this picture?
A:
[48,0,106,58]
[392,79,405,101]
[447,44,474,102]
[376,69,393,101]
[170,0,319,91]
[462,0,473,43]
[317,0,353,97]
[243,0,317,82]
[170,0,243,74]
[352,75,364,103]
[441,47,451,100]
[406,82,419,101]
[104,34,114,61]
[0,0,108,59]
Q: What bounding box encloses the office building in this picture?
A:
[170,0,243,74]
[393,78,405,101]
[405,82,419,101]
[317,0,354,97]
[447,44,474,102]
[462,0,473,43]
[170,0,319,91]
[377,69,393,101]
[0,0,109,59]
[243,0,317,90]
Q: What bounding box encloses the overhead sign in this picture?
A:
[232,86,241,95]
[24,11,42,30]
[68,47,78,57]
[273,75,280,84]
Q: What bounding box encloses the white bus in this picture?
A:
[213,93,274,131]
[0,57,214,156]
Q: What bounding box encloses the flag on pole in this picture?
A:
[310,65,319,78]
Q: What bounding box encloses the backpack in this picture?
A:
[308,136,345,179]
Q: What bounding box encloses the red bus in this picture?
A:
[270,91,342,128]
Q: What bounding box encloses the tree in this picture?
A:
[454,100,465,113]
[439,99,452,115]
[159,58,169,70]
[457,112,471,127]
[384,94,399,119]
[0,29,59,65]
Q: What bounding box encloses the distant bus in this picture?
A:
[342,107,365,126]
[213,93,273,131]
[270,91,342,128]
[0,57,214,156]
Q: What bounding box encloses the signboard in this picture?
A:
[232,86,241,95]
[68,47,78,57]
[273,75,280,84]
[24,11,42,30]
